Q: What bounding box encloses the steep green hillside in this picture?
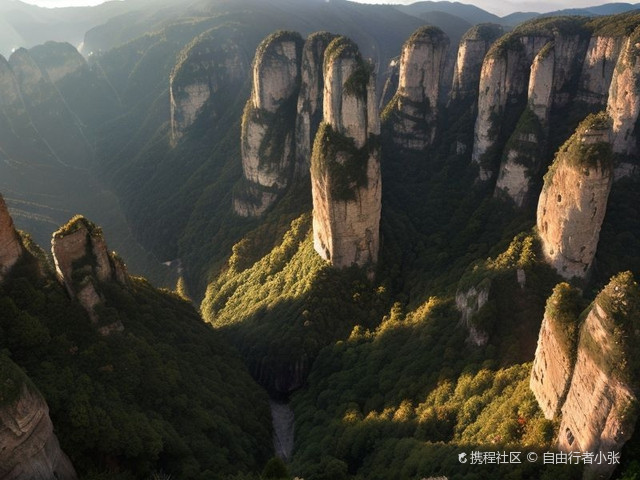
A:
[0,232,272,479]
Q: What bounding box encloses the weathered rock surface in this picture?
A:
[556,272,640,480]
[0,359,76,480]
[530,283,581,419]
[0,195,23,281]
[455,279,491,346]
[607,26,640,158]
[52,216,128,334]
[450,24,502,103]
[537,113,613,279]
[577,35,624,107]
[170,27,248,144]
[234,31,303,217]
[294,32,337,177]
[384,26,449,150]
[311,36,381,269]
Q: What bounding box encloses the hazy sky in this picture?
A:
[20,0,624,16]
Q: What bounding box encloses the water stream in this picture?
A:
[269,400,295,461]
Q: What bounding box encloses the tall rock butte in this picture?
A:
[233,31,303,217]
[170,26,249,145]
[0,195,23,282]
[294,31,337,177]
[536,112,613,280]
[383,26,449,151]
[0,356,77,480]
[473,18,590,184]
[450,24,503,104]
[311,36,381,269]
[532,273,640,480]
[530,282,582,419]
[607,24,640,175]
[52,216,128,336]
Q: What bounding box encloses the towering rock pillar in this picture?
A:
[311,36,381,269]
[557,273,640,480]
[233,31,303,217]
[607,25,640,176]
[536,112,613,280]
[295,32,337,176]
[383,26,449,151]
[52,216,128,335]
[0,195,23,281]
[450,24,503,103]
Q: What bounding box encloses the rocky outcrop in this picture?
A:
[455,278,491,346]
[233,31,303,217]
[52,216,128,335]
[0,195,23,281]
[607,26,640,161]
[311,36,381,269]
[383,26,449,151]
[0,356,76,480]
[449,24,502,103]
[294,32,337,177]
[170,27,248,144]
[530,282,581,419]
[555,272,640,480]
[537,113,613,280]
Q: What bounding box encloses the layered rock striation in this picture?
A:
[0,356,77,480]
[0,195,23,281]
[294,32,337,177]
[537,112,613,280]
[52,216,128,335]
[170,26,249,145]
[233,31,303,217]
[311,36,381,269]
[383,26,449,151]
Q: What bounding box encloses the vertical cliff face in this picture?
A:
[0,357,77,480]
[379,56,399,112]
[530,282,582,419]
[383,26,449,151]
[52,216,128,335]
[294,32,337,176]
[311,36,381,269]
[450,24,503,103]
[233,31,303,217]
[0,195,23,281]
[607,26,640,164]
[471,34,546,180]
[170,27,249,145]
[577,35,624,106]
[556,272,640,480]
[537,113,613,280]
